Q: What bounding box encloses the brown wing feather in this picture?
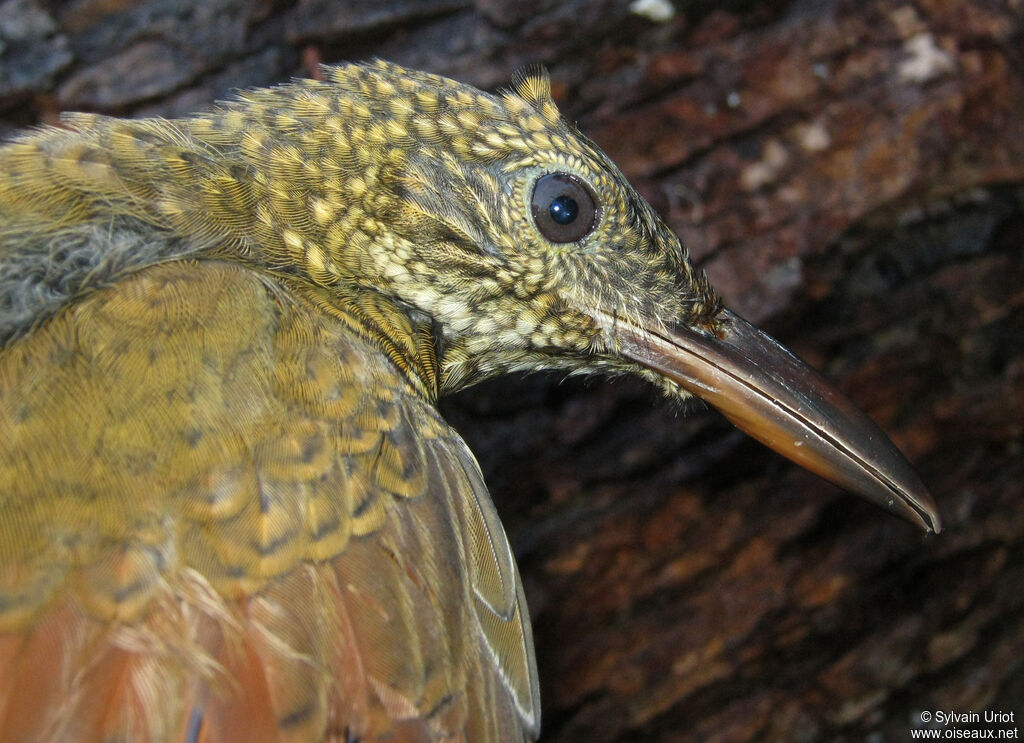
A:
[0,260,539,742]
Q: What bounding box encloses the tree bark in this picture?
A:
[2,0,1021,739]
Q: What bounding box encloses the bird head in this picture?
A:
[299,61,938,532]
[332,64,713,384]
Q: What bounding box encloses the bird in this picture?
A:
[0,59,939,742]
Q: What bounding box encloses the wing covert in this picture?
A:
[0,259,539,742]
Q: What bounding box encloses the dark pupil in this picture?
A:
[549,195,578,225]
[531,173,597,243]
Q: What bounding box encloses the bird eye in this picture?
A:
[531,173,597,243]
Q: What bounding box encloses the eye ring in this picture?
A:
[531,173,598,243]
